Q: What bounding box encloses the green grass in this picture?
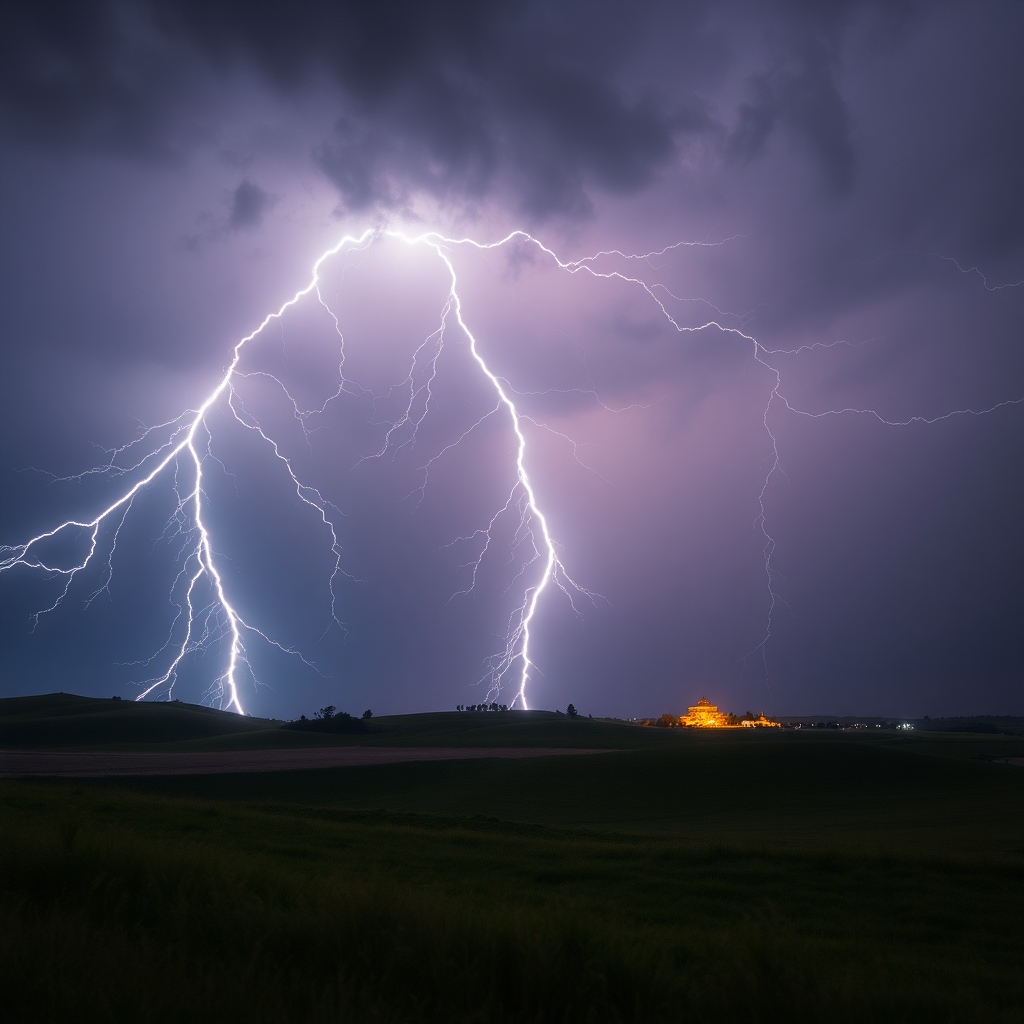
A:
[3,695,1023,1021]
[3,782,1022,1024]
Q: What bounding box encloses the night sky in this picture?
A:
[1,1,1021,720]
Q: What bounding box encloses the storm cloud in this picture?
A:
[0,0,1020,719]
[1,0,935,217]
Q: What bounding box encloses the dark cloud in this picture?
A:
[0,1,200,158]
[0,0,928,219]
[227,179,272,231]
[1,0,1021,718]
[0,0,687,216]
[728,45,856,195]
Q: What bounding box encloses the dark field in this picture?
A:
[2,695,1022,1022]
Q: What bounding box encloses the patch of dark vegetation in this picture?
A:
[283,707,369,735]
[2,783,1021,1023]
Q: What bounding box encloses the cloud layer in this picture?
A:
[3,1,934,216]
[0,1,1021,718]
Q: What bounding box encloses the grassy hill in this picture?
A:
[0,692,685,751]
[0,693,274,748]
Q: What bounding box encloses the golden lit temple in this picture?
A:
[645,697,780,729]
[680,698,729,727]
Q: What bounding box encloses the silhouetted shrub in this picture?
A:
[284,712,368,734]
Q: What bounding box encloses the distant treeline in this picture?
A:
[283,706,370,734]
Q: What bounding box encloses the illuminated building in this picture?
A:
[680,698,730,728]
[640,698,782,729]
[675,698,781,729]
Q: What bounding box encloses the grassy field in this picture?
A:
[52,731,1024,857]
[2,694,1023,1022]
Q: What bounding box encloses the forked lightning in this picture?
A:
[2,229,1019,712]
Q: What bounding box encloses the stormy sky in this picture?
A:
[1,0,1021,719]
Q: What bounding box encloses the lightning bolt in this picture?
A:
[1,231,374,713]
[2,228,1019,712]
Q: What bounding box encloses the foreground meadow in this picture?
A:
[2,699,1022,1022]
[2,782,1022,1024]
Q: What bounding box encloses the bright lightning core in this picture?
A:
[2,229,1019,713]
[1,229,607,713]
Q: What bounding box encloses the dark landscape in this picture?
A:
[2,694,1022,1023]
